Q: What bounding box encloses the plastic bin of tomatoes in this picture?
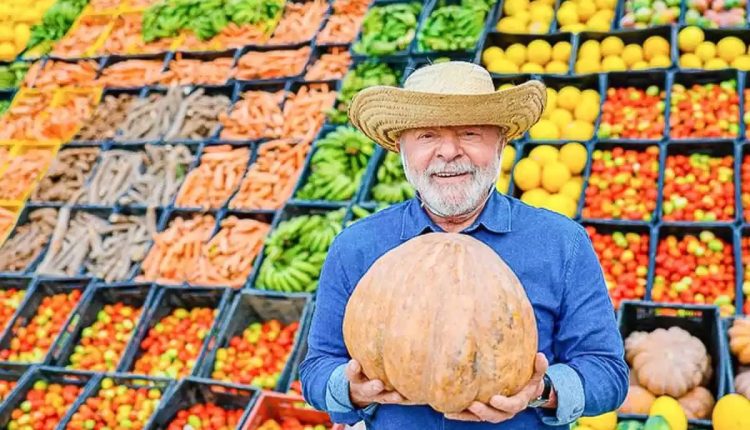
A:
[669,70,741,141]
[149,377,259,430]
[198,291,312,392]
[119,286,232,380]
[242,392,344,430]
[51,283,158,372]
[0,278,93,365]
[0,366,98,429]
[0,276,35,341]
[598,70,668,142]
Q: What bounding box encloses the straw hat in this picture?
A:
[347,61,547,152]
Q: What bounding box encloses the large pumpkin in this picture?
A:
[342,232,538,414]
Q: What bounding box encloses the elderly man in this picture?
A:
[299,61,628,429]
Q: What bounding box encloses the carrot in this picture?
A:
[31,60,99,89]
[0,92,54,140]
[98,13,173,55]
[0,207,16,242]
[219,90,285,140]
[138,214,216,284]
[304,47,351,81]
[0,147,10,168]
[213,23,269,48]
[42,92,100,141]
[0,149,55,200]
[268,0,329,45]
[318,14,365,45]
[229,138,310,210]
[235,45,311,81]
[332,0,371,15]
[282,83,338,144]
[174,145,250,210]
[51,14,112,58]
[159,53,235,86]
[97,59,167,87]
[190,216,271,288]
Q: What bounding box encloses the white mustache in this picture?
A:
[424,161,476,176]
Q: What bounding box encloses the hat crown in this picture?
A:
[404,61,495,95]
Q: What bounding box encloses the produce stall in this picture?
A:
[0,0,749,428]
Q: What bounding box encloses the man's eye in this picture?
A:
[419,133,434,139]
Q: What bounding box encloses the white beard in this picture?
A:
[401,151,501,217]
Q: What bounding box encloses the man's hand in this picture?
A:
[346,359,418,408]
[445,353,551,423]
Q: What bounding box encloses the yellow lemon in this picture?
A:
[600,36,624,56]
[542,193,577,218]
[562,120,594,140]
[679,53,702,69]
[501,145,516,172]
[577,0,597,21]
[586,17,612,32]
[678,26,704,53]
[595,0,616,8]
[705,57,729,69]
[521,188,550,207]
[718,36,745,63]
[581,89,600,105]
[712,394,750,430]
[497,17,525,33]
[579,39,601,60]
[561,23,587,33]
[561,178,583,201]
[528,21,551,33]
[0,42,14,61]
[481,46,504,65]
[556,3,579,26]
[622,44,643,66]
[496,174,510,194]
[602,55,627,71]
[559,142,588,174]
[546,60,569,73]
[552,41,571,62]
[521,62,545,73]
[527,39,552,64]
[631,60,650,70]
[695,41,717,62]
[575,58,601,73]
[529,119,561,140]
[505,43,527,66]
[541,161,571,193]
[513,158,542,191]
[514,10,531,24]
[13,23,29,51]
[649,396,687,430]
[732,55,750,71]
[550,108,573,130]
[542,88,557,117]
[574,99,599,123]
[529,145,560,166]
[643,36,670,60]
[577,411,617,430]
[649,54,671,68]
[504,0,530,15]
[557,86,581,111]
[530,3,554,22]
[487,58,520,74]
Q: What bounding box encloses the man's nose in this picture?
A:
[436,135,462,161]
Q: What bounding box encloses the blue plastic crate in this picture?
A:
[27,145,102,206]
[158,48,241,88]
[161,84,236,144]
[0,276,36,343]
[600,70,669,143]
[0,206,61,276]
[234,41,316,83]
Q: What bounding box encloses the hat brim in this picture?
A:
[347,80,547,152]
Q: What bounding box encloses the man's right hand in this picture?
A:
[345,359,418,408]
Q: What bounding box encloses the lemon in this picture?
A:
[546,60,569,73]
[496,174,510,194]
[505,43,527,66]
[562,23,587,33]
[550,108,573,130]
[13,24,29,51]
[577,412,617,430]
[602,55,627,71]
[680,53,702,69]
[559,142,588,174]
[513,158,542,191]
[521,188,550,207]
[718,36,745,63]
[0,42,14,61]
[732,55,750,71]
[622,44,643,66]
[578,39,601,60]
[649,54,671,68]
[650,396,687,430]
[561,178,583,201]
[514,10,531,24]
[581,89,600,105]
[556,4,579,26]
[643,36,670,60]
[504,0,530,15]
[574,99,599,123]
[481,46,504,65]
[543,193,577,218]
[497,17,525,33]
[557,86,581,111]
[552,41,571,62]
[487,58,519,74]
[695,41,717,62]
[586,17,612,32]
[595,0,616,8]
[600,36,624,56]
[704,57,729,70]
[530,3,554,22]
[542,88,557,117]
[712,394,750,430]
[521,62,545,73]
[562,120,594,140]
[529,119,561,140]
[528,21,551,34]
[0,25,13,43]
[541,161,571,193]
[575,58,600,73]
[678,26,704,53]
[529,145,559,166]
[501,145,516,172]
[577,0,597,21]
[631,60,650,70]
[527,39,552,65]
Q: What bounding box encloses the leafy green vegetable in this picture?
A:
[353,2,422,56]
[0,62,30,89]
[327,61,402,125]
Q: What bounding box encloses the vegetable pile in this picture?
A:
[166,403,245,430]
[661,152,735,222]
[353,2,422,56]
[327,61,402,124]
[370,151,414,204]
[0,207,57,272]
[7,380,83,429]
[65,377,164,429]
[416,0,493,52]
[598,85,666,140]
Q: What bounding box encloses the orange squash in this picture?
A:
[678,386,715,420]
[342,232,538,414]
[729,318,750,365]
[619,385,656,414]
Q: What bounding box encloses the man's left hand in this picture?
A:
[445,353,551,423]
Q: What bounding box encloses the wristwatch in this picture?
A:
[528,374,553,408]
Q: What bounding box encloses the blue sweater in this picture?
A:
[299,191,629,429]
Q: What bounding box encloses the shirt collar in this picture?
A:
[400,190,513,240]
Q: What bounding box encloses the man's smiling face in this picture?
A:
[398,125,506,217]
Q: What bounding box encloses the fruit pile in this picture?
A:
[528,86,599,141]
[7,379,82,429]
[370,151,414,204]
[0,289,83,363]
[255,209,346,293]
[585,226,650,308]
[620,0,681,27]
[685,0,747,27]
[65,378,163,429]
[257,418,330,430]
[678,27,750,69]
[512,142,588,218]
[575,35,671,73]
[166,403,244,430]
[741,154,750,223]
[583,146,660,221]
[67,302,144,372]
[555,0,617,32]
[132,307,218,379]
[741,236,750,315]
[0,288,26,331]
[662,152,734,222]
[495,0,556,34]
[211,320,300,389]
[0,379,16,402]
[653,230,735,314]
[481,39,571,74]
[496,145,517,194]
[295,127,375,202]
[669,80,740,139]
[598,85,666,140]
